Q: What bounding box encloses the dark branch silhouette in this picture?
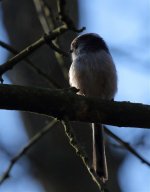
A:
[62,118,103,191]
[0,84,150,128]
[104,127,150,166]
[0,40,61,88]
[0,118,57,185]
[0,24,68,82]
[57,0,86,32]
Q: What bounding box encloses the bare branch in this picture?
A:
[57,0,86,32]
[33,0,50,33]
[0,40,18,54]
[49,41,69,57]
[33,0,85,79]
[0,40,61,88]
[42,0,57,29]
[0,24,68,81]
[62,118,103,191]
[0,118,58,185]
[42,0,70,79]
[0,84,150,128]
[104,127,150,166]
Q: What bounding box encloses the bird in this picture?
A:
[69,33,117,182]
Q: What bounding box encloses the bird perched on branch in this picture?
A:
[69,33,117,182]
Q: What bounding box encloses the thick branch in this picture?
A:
[0,84,150,128]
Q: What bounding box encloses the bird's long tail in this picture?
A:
[92,123,108,183]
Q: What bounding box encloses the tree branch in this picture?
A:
[0,84,150,128]
[49,41,69,57]
[0,118,57,185]
[62,118,103,191]
[104,127,150,166]
[57,0,85,32]
[0,40,61,88]
[33,0,50,34]
[33,0,69,57]
[0,0,85,83]
[0,24,68,82]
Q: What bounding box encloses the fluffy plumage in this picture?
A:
[69,33,117,182]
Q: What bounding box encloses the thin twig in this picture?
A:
[62,117,103,191]
[33,0,50,33]
[0,40,61,88]
[33,0,69,56]
[0,24,68,82]
[56,0,85,79]
[33,0,72,79]
[104,127,150,166]
[34,0,85,80]
[42,0,57,29]
[40,0,70,80]
[57,0,86,32]
[49,41,69,57]
[51,0,69,80]
[0,118,58,185]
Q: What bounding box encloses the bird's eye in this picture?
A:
[70,49,73,53]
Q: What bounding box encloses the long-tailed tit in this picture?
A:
[69,33,117,182]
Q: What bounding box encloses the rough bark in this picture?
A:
[0,84,150,128]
